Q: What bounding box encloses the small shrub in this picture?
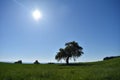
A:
[34,60,40,64]
[14,60,22,64]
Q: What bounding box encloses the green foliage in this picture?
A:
[0,58,120,80]
[55,41,84,64]
[34,60,40,64]
[14,60,22,64]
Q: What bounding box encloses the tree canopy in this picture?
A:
[14,60,22,64]
[34,60,40,64]
[55,41,84,64]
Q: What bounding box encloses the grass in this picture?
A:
[0,58,120,80]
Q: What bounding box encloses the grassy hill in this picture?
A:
[0,58,120,80]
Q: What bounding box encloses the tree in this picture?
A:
[55,41,84,64]
[14,60,22,64]
[34,60,40,64]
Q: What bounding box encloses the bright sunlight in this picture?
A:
[32,9,42,21]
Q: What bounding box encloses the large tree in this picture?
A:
[55,41,84,64]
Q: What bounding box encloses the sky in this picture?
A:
[0,0,120,63]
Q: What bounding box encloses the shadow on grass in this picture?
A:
[60,63,94,66]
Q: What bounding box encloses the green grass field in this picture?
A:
[0,58,120,80]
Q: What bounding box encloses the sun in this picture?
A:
[32,9,42,21]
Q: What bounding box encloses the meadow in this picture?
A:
[0,58,120,80]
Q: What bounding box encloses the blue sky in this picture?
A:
[0,0,120,63]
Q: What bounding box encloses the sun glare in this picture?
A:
[32,9,42,21]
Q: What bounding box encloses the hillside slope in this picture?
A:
[0,58,120,80]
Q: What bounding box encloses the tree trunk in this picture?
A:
[66,57,69,65]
